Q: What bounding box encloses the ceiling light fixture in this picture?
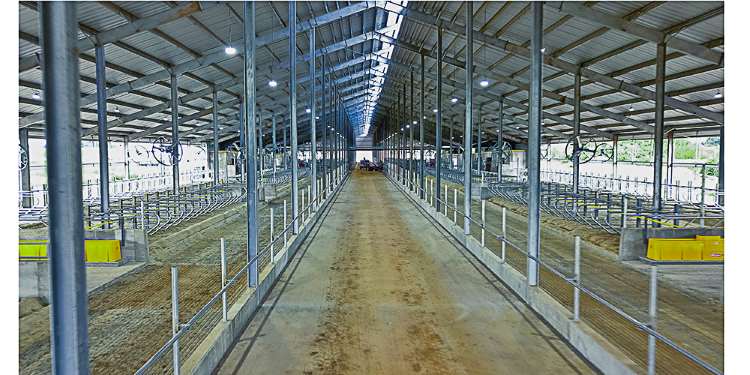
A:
[305,108,311,113]
[268,80,278,88]
[225,45,237,55]
[31,92,40,100]
[479,80,489,87]
[450,97,458,104]
[714,90,722,99]
[629,105,634,112]
[432,108,438,113]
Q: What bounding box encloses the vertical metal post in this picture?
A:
[95,45,110,215]
[283,199,288,247]
[572,71,581,210]
[410,68,415,190]
[310,26,317,210]
[718,126,724,205]
[41,3,89,372]
[435,27,443,212]
[481,198,486,247]
[420,54,425,199]
[498,100,503,181]
[170,73,180,194]
[213,87,219,185]
[527,2,543,286]
[453,188,458,223]
[272,114,277,174]
[463,3,473,236]
[322,57,327,194]
[19,128,32,208]
[289,0,299,234]
[220,238,227,321]
[270,207,275,263]
[501,207,507,262]
[647,265,658,375]
[653,42,666,211]
[573,236,581,322]
[444,184,448,216]
[171,266,180,375]
[244,1,258,288]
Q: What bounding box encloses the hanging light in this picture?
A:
[479,80,489,87]
[540,47,546,54]
[315,116,320,120]
[412,120,417,125]
[31,92,40,100]
[268,80,278,88]
[629,105,634,112]
[225,45,237,55]
[114,106,120,113]
[714,89,722,99]
[432,108,438,113]
[450,97,458,104]
[305,108,311,113]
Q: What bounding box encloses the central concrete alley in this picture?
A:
[216,171,594,374]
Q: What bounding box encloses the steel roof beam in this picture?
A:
[544,2,723,66]
[397,7,723,124]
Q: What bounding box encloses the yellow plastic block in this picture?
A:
[646,238,704,261]
[84,240,121,263]
[697,235,724,261]
[19,243,47,258]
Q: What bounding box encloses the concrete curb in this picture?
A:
[389,175,639,375]
[180,173,351,375]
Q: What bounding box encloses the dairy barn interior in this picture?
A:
[11,1,741,374]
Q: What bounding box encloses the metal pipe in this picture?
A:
[653,42,666,210]
[289,0,299,234]
[171,266,180,375]
[436,26,443,212]
[498,100,503,181]
[322,57,327,193]
[718,126,724,205]
[410,69,415,190]
[19,128,32,208]
[463,3,473,235]
[420,53,425,199]
[244,1,258,288]
[212,87,219,185]
[573,236,581,321]
[572,71,581,209]
[310,26,318,209]
[220,238,227,321]
[527,2,543,286]
[648,265,658,375]
[170,73,180,194]
[41,3,89,372]
[95,45,110,215]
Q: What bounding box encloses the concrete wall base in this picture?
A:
[389,175,640,375]
[181,174,351,375]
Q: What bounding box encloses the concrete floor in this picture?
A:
[216,171,595,375]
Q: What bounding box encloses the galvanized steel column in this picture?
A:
[309,27,317,207]
[95,45,110,215]
[170,73,180,193]
[244,1,258,287]
[322,57,327,191]
[477,104,482,172]
[289,1,299,234]
[40,2,89,372]
[463,2,473,235]
[719,126,724,205]
[410,72,415,187]
[19,128,32,208]
[653,42,666,211]
[527,2,543,286]
[435,26,443,212]
[419,54,425,199]
[272,113,277,174]
[498,100,504,180]
[212,87,220,185]
[573,71,581,201]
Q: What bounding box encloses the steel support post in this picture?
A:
[572,71,581,206]
[435,26,443,212]
[719,126,724,205]
[212,87,220,185]
[463,3,473,235]
[653,42,666,211]
[322,57,327,192]
[95,45,110,215]
[667,131,674,186]
[419,54,426,199]
[272,114,277,174]
[20,128,32,208]
[310,27,317,208]
[477,105,482,173]
[170,73,180,194]
[498,100,504,181]
[410,71,415,189]
[244,1,258,288]
[289,1,299,234]
[527,2,543,286]
[40,2,89,372]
